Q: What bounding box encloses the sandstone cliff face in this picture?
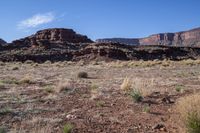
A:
[97,27,200,47]
[32,28,93,43]
[11,28,93,48]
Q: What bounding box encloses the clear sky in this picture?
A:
[1,0,200,42]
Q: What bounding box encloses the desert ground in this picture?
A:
[0,60,200,133]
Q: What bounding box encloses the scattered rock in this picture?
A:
[152,123,167,131]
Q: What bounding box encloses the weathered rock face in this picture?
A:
[96,27,200,47]
[32,28,93,43]
[11,28,93,48]
[0,38,6,46]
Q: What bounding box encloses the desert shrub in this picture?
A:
[177,94,200,133]
[0,61,5,66]
[121,77,132,91]
[143,105,150,113]
[0,107,12,115]
[57,81,73,93]
[19,76,33,84]
[0,127,6,133]
[175,85,184,92]
[129,89,143,102]
[77,71,88,78]
[44,86,54,93]
[63,123,73,133]
[11,66,19,70]
[96,101,105,107]
[1,78,19,84]
[0,82,6,90]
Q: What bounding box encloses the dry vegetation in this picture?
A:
[176,93,200,133]
[0,59,200,132]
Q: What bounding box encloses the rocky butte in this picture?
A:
[97,27,200,47]
[0,28,200,62]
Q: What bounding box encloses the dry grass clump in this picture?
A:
[90,84,99,100]
[121,77,155,96]
[179,59,200,66]
[24,60,34,64]
[11,65,19,70]
[120,77,132,91]
[132,78,155,96]
[77,71,88,78]
[176,94,200,133]
[0,81,6,90]
[44,85,55,93]
[19,76,33,84]
[56,80,73,93]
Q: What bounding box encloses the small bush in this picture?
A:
[19,76,33,84]
[143,105,150,113]
[0,82,6,90]
[175,85,184,92]
[0,107,12,115]
[77,72,88,78]
[177,94,200,133]
[1,78,19,84]
[12,66,19,70]
[44,86,54,93]
[186,112,200,133]
[121,77,131,91]
[57,81,72,93]
[0,127,6,133]
[129,89,143,102]
[63,123,73,133]
[96,101,105,107]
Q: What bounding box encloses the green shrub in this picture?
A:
[130,89,143,102]
[175,85,184,92]
[44,86,54,93]
[186,112,200,133]
[0,127,6,133]
[63,123,73,133]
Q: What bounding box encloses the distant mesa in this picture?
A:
[96,27,200,47]
[12,28,93,48]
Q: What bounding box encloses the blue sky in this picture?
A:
[1,0,200,42]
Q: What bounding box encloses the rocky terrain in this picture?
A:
[0,28,200,62]
[97,27,200,47]
[0,60,200,133]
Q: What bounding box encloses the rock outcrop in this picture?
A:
[97,27,200,47]
[0,38,6,46]
[11,28,93,48]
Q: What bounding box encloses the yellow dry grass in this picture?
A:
[176,93,200,133]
